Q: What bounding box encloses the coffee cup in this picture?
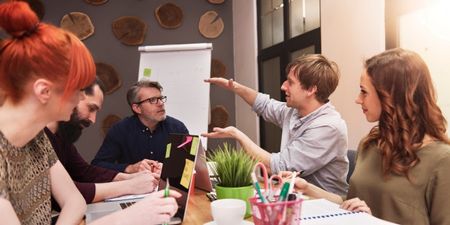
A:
[211,199,246,225]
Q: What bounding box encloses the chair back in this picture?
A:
[347,149,357,183]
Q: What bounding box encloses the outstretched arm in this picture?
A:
[202,126,272,172]
[92,171,158,202]
[205,78,258,107]
[51,161,86,225]
[89,190,181,225]
[0,198,20,225]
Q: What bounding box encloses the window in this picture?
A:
[257,0,321,152]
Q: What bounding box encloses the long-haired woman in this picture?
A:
[290,48,450,225]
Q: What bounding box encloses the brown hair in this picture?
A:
[286,54,340,103]
[362,48,450,179]
[0,1,95,104]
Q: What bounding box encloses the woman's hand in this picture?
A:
[125,190,182,225]
[90,190,182,225]
[340,197,372,214]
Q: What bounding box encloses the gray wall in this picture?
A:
[42,0,235,161]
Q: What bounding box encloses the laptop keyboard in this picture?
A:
[119,201,136,209]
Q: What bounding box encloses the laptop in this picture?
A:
[85,133,212,224]
[157,134,212,223]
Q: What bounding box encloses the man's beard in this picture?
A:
[56,109,91,144]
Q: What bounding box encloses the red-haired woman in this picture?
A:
[287,48,450,225]
[0,2,179,225]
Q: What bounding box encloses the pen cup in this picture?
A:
[249,196,302,225]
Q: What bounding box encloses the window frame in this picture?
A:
[257,0,321,152]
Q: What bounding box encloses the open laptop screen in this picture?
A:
[158,133,200,222]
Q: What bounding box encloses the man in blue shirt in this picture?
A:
[92,81,189,173]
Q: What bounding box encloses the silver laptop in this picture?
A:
[192,138,213,193]
[85,134,211,224]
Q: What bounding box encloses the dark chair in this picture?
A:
[347,149,357,183]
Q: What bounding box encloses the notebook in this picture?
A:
[298,199,399,225]
[85,133,209,224]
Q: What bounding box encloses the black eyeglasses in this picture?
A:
[135,96,167,105]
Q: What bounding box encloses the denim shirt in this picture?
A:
[253,93,349,195]
[91,115,188,172]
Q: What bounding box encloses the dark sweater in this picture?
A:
[91,115,188,172]
[44,127,118,204]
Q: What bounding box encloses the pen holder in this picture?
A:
[249,196,302,225]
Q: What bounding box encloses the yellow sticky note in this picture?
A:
[143,68,152,77]
[190,137,199,156]
[165,143,171,158]
[180,159,194,189]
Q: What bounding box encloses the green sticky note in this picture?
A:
[165,143,171,158]
[190,137,199,156]
[143,68,152,77]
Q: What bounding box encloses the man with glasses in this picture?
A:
[92,80,188,173]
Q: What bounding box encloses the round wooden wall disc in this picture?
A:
[60,12,94,40]
[95,62,122,95]
[211,58,226,78]
[112,16,147,46]
[155,2,183,29]
[208,105,229,131]
[84,0,108,5]
[208,0,225,4]
[102,114,121,135]
[198,10,224,39]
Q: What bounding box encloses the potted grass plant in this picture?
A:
[208,143,256,217]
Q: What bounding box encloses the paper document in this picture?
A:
[104,193,151,202]
[299,199,398,225]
